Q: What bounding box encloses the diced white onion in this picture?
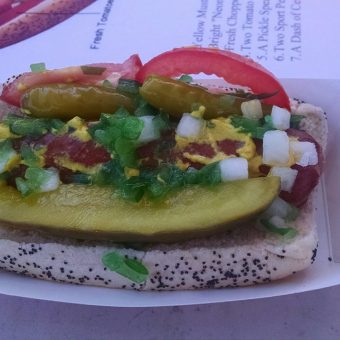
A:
[290,141,318,166]
[40,169,60,193]
[0,150,17,174]
[263,130,290,166]
[137,116,159,144]
[219,157,248,182]
[263,197,295,220]
[268,216,286,228]
[270,166,298,192]
[271,106,291,130]
[241,99,263,119]
[176,113,203,138]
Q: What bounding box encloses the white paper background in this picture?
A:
[1,0,340,81]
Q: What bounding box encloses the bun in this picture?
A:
[0,99,327,290]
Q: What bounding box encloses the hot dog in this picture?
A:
[0,48,327,290]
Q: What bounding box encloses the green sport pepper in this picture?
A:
[20,84,136,120]
[139,75,271,119]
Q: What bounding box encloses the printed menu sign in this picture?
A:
[191,0,303,62]
[1,0,339,81]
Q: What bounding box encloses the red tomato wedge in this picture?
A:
[136,47,290,110]
[1,54,142,107]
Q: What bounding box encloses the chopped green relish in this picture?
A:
[0,106,222,201]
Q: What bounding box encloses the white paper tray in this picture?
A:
[0,79,339,307]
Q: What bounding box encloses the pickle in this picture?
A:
[139,76,243,119]
[21,84,136,120]
[140,76,272,119]
[0,177,280,242]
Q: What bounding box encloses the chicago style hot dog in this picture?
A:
[0,48,327,290]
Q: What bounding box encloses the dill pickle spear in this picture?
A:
[0,177,280,242]
[21,84,136,120]
[140,76,271,119]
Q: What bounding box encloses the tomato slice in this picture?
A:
[1,54,142,107]
[136,47,290,110]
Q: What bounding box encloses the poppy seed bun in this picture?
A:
[0,99,327,290]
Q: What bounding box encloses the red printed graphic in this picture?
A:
[0,0,96,48]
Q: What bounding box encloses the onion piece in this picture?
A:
[270,166,298,192]
[241,99,263,119]
[271,105,291,130]
[263,197,299,221]
[263,130,290,166]
[290,141,318,166]
[219,157,248,182]
[40,168,60,193]
[137,116,160,144]
[176,113,203,138]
